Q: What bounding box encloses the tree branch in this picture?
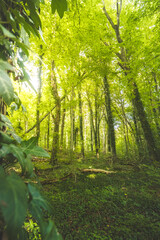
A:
[24,71,88,135]
[103,1,123,43]
[103,5,116,30]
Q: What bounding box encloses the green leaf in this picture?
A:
[0,24,16,39]
[0,131,14,144]
[41,220,63,240]
[21,137,38,155]
[5,144,26,173]
[0,174,27,239]
[30,146,50,158]
[21,137,49,158]
[0,143,33,176]
[28,184,49,221]
[0,144,10,157]
[0,68,14,105]
[16,40,29,57]
[23,156,34,177]
[9,131,22,143]
[26,0,42,28]
[0,59,14,71]
[0,113,14,130]
[12,9,39,37]
[51,0,67,18]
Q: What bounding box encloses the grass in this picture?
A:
[33,152,160,240]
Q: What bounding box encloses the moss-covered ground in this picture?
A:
[32,152,160,240]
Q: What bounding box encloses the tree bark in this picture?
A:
[47,114,50,150]
[103,4,159,161]
[70,87,75,154]
[60,101,66,149]
[87,92,99,157]
[90,113,94,152]
[36,45,43,142]
[103,119,107,154]
[95,86,99,157]
[103,76,116,155]
[78,90,85,157]
[50,61,61,165]
[0,98,7,131]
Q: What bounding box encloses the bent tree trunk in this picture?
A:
[50,61,61,165]
[103,76,116,155]
[103,3,159,161]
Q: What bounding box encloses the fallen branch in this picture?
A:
[80,169,116,174]
[40,173,73,185]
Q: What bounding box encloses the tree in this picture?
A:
[103,75,116,156]
[50,61,61,165]
[102,0,159,161]
[0,0,68,239]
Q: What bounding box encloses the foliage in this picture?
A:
[24,218,41,240]
[0,0,68,239]
[0,0,160,238]
[0,114,63,239]
[40,156,160,239]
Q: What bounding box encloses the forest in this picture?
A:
[0,0,160,239]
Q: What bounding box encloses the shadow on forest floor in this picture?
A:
[31,152,160,240]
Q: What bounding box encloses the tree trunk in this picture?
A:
[103,119,107,154]
[103,4,159,161]
[132,82,159,161]
[94,86,99,158]
[47,114,50,150]
[78,90,85,157]
[132,106,143,159]
[36,45,43,142]
[0,98,7,131]
[87,92,99,157]
[70,87,75,154]
[50,61,61,165]
[60,102,66,149]
[90,113,94,152]
[103,76,116,155]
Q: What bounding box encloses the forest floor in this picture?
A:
[30,152,160,240]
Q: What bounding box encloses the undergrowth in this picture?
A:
[33,153,160,239]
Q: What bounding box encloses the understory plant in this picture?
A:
[0,113,62,240]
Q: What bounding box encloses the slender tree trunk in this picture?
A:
[103,76,116,155]
[0,98,7,131]
[60,102,66,149]
[87,92,99,157]
[132,106,143,159]
[95,87,99,158]
[36,45,43,142]
[103,4,159,161]
[50,61,61,165]
[47,114,50,150]
[122,119,129,156]
[98,120,101,150]
[70,87,74,154]
[78,90,85,157]
[90,113,94,152]
[103,119,107,154]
